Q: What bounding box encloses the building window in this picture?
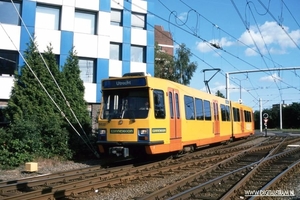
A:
[131,12,145,29]
[78,58,95,83]
[110,43,122,60]
[75,10,96,34]
[0,50,18,76]
[0,1,21,25]
[110,9,122,26]
[36,5,60,30]
[131,45,145,63]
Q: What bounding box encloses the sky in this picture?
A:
[151,0,300,111]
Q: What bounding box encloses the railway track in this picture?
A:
[1,136,299,200]
[139,136,300,200]
[252,160,300,200]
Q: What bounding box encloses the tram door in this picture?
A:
[168,88,181,139]
[240,108,245,133]
[213,100,220,136]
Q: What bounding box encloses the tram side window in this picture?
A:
[195,98,204,120]
[221,104,231,121]
[204,100,211,120]
[248,111,252,122]
[226,105,231,121]
[233,107,240,122]
[175,93,180,119]
[244,110,252,122]
[184,95,195,120]
[153,90,165,119]
[169,92,174,119]
[213,102,219,121]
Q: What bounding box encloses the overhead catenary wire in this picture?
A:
[158,0,231,87]
[141,0,299,109]
[257,0,300,51]
[170,0,300,102]
[176,0,259,101]
[0,21,99,157]
[127,0,300,106]
[176,0,300,101]
[152,0,261,101]
[7,0,99,158]
[178,0,300,99]
[244,0,283,102]
[281,0,300,30]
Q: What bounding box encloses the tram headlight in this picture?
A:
[99,129,107,135]
[139,129,148,135]
[98,129,107,141]
[138,129,149,141]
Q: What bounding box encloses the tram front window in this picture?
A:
[102,89,149,120]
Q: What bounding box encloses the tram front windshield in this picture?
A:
[101,88,149,120]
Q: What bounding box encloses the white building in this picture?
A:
[0,0,155,116]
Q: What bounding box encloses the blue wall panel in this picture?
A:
[146,45,154,75]
[123,27,131,46]
[96,58,109,102]
[99,0,111,12]
[146,0,155,76]
[21,0,36,27]
[59,31,74,69]
[19,0,36,68]
[122,60,131,75]
[146,1,154,31]
[122,40,131,62]
[122,2,131,28]
[147,30,154,51]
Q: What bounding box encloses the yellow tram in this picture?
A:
[97,72,254,157]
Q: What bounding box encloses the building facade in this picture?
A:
[0,0,155,112]
[154,25,173,56]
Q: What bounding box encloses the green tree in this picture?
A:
[174,43,197,85]
[60,48,93,157]
[2,40,72,168]
[254,103,300,130]
[215,90,225,98]
[154,43,175,80]
[154,43,197,85]
[283,103,300,129]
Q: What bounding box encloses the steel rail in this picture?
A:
[138,139,281,200]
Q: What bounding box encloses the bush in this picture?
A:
[0,124,35,169]
[0,118,72,169]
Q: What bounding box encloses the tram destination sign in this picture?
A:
[102,78,147,88]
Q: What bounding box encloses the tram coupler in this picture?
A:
[109,146,129,157]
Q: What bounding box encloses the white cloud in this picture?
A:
[245,47,258,56]
[200,81,225,94]
[239,21,300,56]
[178,12,187,21]
[196,37,234,53]
[195,21,300,56]
[196,41,212,53]
[260,73,282,82]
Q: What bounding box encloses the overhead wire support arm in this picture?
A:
[225,66,300,100]
[203,68,221,94]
